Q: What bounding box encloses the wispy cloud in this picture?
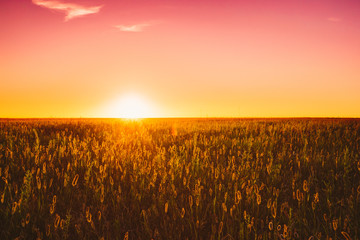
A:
[327,17,341,22]
[32,0,102,21]
[115,23,151,32]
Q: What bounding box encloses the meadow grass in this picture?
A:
[0,118,359,239]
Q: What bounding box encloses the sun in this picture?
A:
[101,92,159,119]
[112,93,152,119]
[119,94,149,119]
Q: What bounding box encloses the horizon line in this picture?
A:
[1,117,360,120]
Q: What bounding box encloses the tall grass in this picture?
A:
[0,118,359,239]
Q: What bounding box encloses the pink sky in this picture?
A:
[1,0,360,117]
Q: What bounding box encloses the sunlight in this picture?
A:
[108,93,153,119]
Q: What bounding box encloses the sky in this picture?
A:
[1,0,360,118]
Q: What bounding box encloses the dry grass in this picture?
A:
[0,118,359,239]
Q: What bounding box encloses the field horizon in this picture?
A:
[1,0,360,238]
[1,117,360,120]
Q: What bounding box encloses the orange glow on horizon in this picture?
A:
[0,0,359,118]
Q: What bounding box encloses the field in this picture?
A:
[0,118,359,240]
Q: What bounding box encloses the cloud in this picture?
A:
[115,23,151,32]
[32,0,102,21]
[327,17,341,22]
